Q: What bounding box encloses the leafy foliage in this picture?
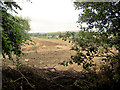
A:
[59,2,120,72]
[75,2,120,51]
[30,32,64,39]
[14,16,31,32]
[58,2,120,89]
[1,1,33,65]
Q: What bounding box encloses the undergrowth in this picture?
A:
[2,64,120,90]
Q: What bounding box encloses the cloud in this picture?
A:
[17,0,80,33]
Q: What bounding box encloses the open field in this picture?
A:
[2,37,119,90]
[3,37,105,71]
[3,37,83,71]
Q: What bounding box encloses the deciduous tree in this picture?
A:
[60,2,120,71]
[1,1,32,65]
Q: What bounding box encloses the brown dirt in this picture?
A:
[3,37,83,71]
[21,37,84,71]
[2,37,119,90]
[3,37,111,71]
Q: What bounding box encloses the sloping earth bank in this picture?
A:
[20,37,83,71]
[3,37,83,71]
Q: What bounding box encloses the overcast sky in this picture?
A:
[16,0,80,33]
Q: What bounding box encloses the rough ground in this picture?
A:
[3,37,108,71]
[3,37,83,71]
[2,37,120,90]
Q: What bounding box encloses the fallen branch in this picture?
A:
[13,68,35,89]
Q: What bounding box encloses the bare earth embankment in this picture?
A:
[3,37,83,71]
[3,37,119,90]
[2,37,85,89]
[3,37,106,71]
